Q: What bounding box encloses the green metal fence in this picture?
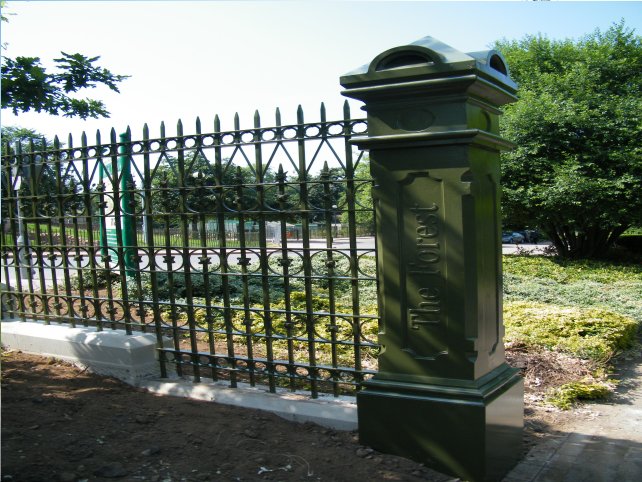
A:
[1,102,378,396]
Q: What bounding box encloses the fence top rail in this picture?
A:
[2,107,368,162]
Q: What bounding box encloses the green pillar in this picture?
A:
[341,37,523,482]
[99,132,136,275]
[118,132,136,275]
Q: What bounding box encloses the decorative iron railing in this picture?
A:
[1,102,378,397]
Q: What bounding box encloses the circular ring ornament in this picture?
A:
[356,252,377,277]
[351,120,368,135]
[72,298,97,319]
[261,130,277,142]
[328,123,344,136]
[226,249,261,274]
[62,195,87,216]
[304,125,321,138]
[184,137,197,149]
[69,247,93,269]
[42,248,65,268]
[266,250,304,276]
[188,249,221,271]
[25,295,45,314]
[153,248,185,271]
[36,198,59,217]
[359,318,380,345]
[2,247,15,267]
[241,131,255,143]
[99,299,125,322]
[282,127,298,140]
[310,250,351,277]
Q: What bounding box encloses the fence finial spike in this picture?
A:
[297,105,304,124]
[110,128,117,143]
[53,135,60,148]
[320,102,326,122]
[95,130,101,144]
[177,118,183,135]
[275,107,281,126]
[143,123,149,139]
[234,112,240,131]
[254,109,260,127]
[196,116,202,134]
[343,99,350,118]
[214,115,221,132]
[81,131,88,145]
[126,126,131,138]
[68,132,73,148]
[160,121,166,138]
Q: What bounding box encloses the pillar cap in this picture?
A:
[341,36,517,100]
